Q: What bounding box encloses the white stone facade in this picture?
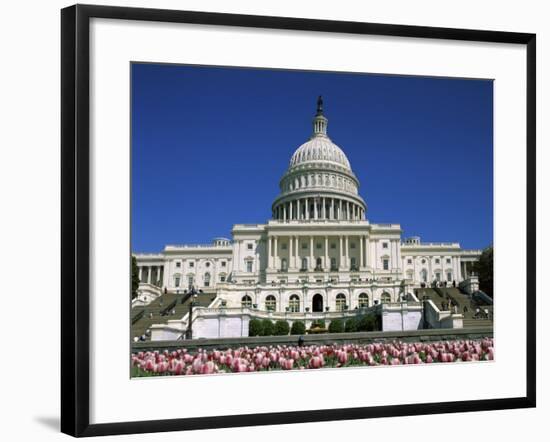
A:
[135,98,482,316]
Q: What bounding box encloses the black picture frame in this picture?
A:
[61,4,536,437]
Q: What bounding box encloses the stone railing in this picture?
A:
[423,298,463,329]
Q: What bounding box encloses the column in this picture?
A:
[365,237,370,268]
[339,236,343,269]
[147,266,151,284]
[347,202,351,220]
[360,235,364,268]
[344,236,349,269]
[274,236,278,269]
[294,236,299,268]
[138,266,143,282]
[325,236,329,269]
[314,200,318,219]
[305,198,310,220]
[309,236,314,270]
[289,237,295,268]
[331,198,335,220]
[339,200,343,220]
[267,236,272,269]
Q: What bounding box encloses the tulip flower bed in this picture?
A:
[131,338,494,377]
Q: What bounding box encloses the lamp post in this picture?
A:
[184,285,201,340]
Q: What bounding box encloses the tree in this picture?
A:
[328,319,344,333]
[290,321,306,335]
[345,317,359,332]
[261,319,275,336]
[131,255,140,300]
[273,320,290,336]
[248,319,263,336]
[358,314,378,332]
[472,246,493,298]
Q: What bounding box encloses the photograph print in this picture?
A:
[130,63,494,377]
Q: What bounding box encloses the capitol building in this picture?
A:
[133,98,485,340]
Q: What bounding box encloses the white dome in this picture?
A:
[289,136,351,170]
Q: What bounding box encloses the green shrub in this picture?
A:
[290,321,306,335]
[248,318,263,336]
[261,319,275,336]
[328,319,344,333]
[273,320,290,336]
[358,314,379,332]
[345,317,359,332]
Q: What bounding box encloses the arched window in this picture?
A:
[289,295,300,312]
[204,272,211,287]
[358,293,369,308]
[336,293,347,311]
[381,292,391,304]
[265,295,276,311]
[301,257,308,271]
[281,258,288,271]
[241,295,252,308]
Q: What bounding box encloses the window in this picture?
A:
[205,262,210,268]
[435,272,441,281]
[315,257,322,269]
[302,243,307,249]
[289,295,300,312]
[381,292,391,304]
[281,243,287,250]
[301,257,308,270]
[246,261,253,273]
[435,258,440,264]
[358,293,369,308]
[187,275,194,287]
[241,295,252,308]
[220,275,226,282]
[316,243,322,249]
[174,277,180,287]
[407,259,412,264]
[265,295,276,311]
[351,257,357,269]
[350,242,356,249]
[382,242,388,249]
[281,258,288,271]
[331,243,336,249]
[189,262,194,268]
[175,262,181,268]
[247,243,253,250]
[330,257,337,270]
[383,259,389,270]
[421,259,426,264]
[446,258,451,264]
[221,261,226,267]
[447,272,452,282]
[421,269,428,282]
[204,272,211,287]
[336,293,346,311]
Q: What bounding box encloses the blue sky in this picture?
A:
[131,63,493,252]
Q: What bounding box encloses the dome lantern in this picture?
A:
[312,95,328,137]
